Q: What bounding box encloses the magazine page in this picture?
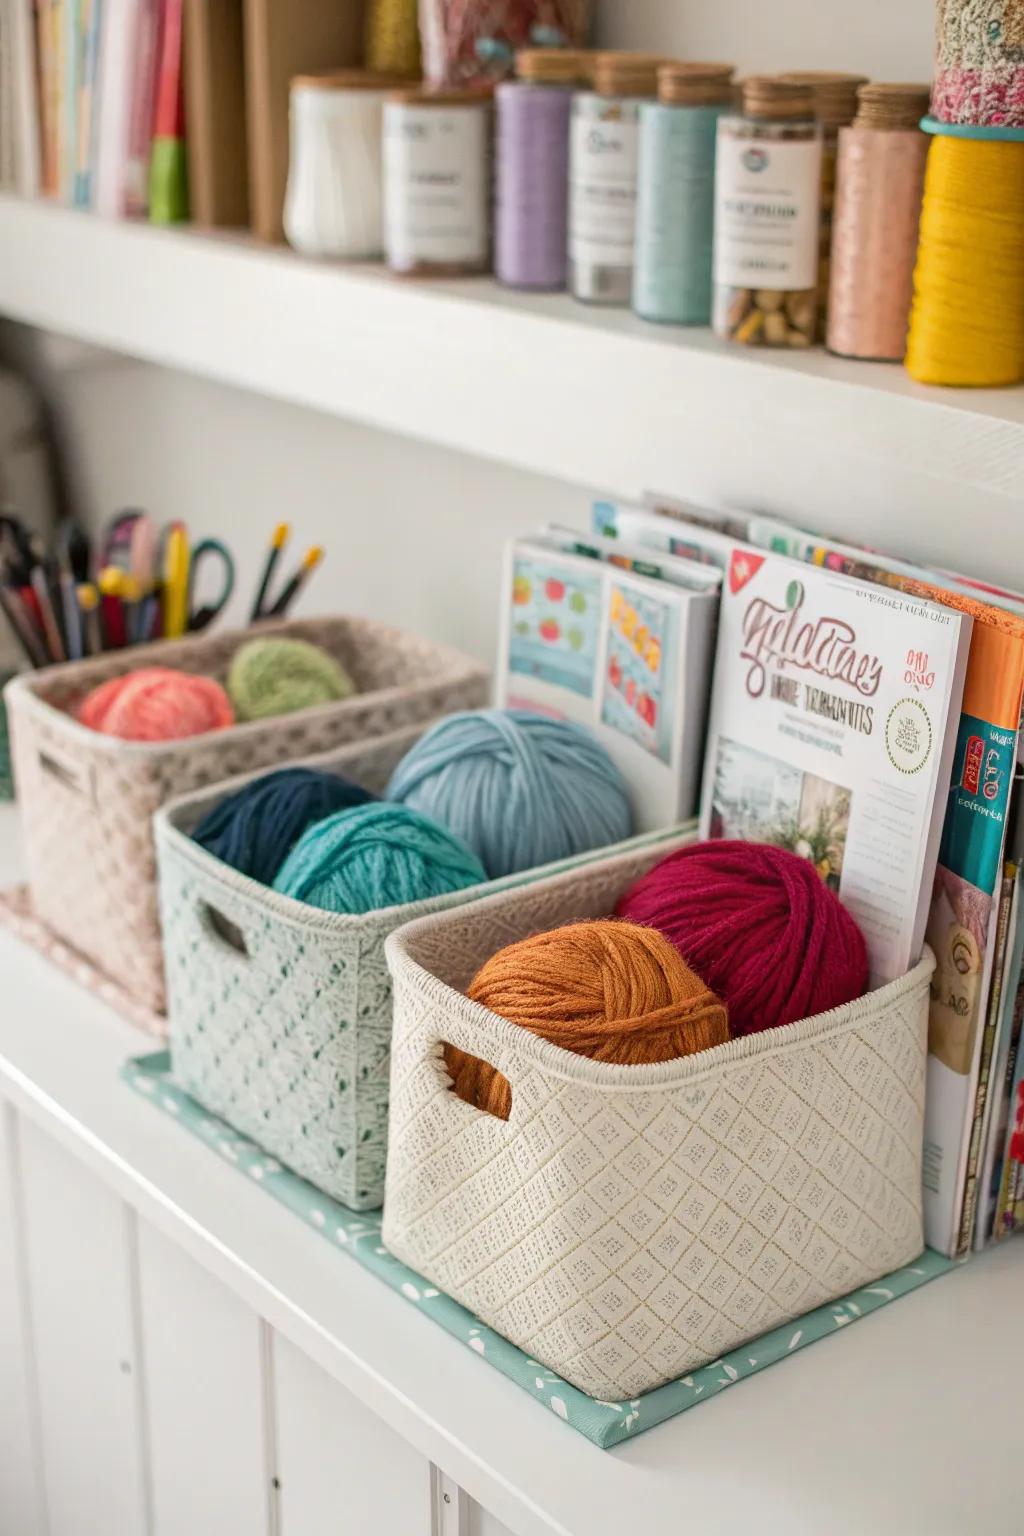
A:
[699,548,971,990]
[496,539,717,831]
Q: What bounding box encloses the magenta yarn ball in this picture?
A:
[615,840,869,1036]
[77,666,235,741]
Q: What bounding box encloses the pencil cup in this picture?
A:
[4,616,488,1018]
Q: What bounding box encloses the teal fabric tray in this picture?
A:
[123,1051,957,1449]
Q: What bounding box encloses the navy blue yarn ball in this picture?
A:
[192,766,376,886]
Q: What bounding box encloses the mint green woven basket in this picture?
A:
[156,726,691,1213]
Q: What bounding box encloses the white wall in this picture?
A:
[0,1,941,670]
[594,0,935,81]
[26,346,587,666]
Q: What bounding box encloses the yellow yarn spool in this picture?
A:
[906,134,1024,387]
[364,0,421,77]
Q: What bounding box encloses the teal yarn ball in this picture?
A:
[272,800,488,914]
[385,709,634,879]
[227,637,356,722]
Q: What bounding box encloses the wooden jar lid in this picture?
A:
[658,62,734,107]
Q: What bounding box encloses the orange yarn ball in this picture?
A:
[445,919,730,1121]
[77,667,235,741]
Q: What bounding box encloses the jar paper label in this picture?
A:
[569,113,640,270]
[384,106,488,267]
[713,133,822,291]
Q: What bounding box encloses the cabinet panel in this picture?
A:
[273,1332,429,1535]
[18,1117,148,1536]
[469,1505,516,1536]
[0,1105,44,1536]
[137,1219,269,1536]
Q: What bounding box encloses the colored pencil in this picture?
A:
[266,545,323,618]
[250,521,290,621]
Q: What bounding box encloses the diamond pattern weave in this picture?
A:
[6,615,487,1013]
[382,841,930,1400]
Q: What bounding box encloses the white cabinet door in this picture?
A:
[18,1117,148,1536]
[0,1105,44,1536]
[469,1506,516,1536]
[136,1220,270,1536]
[273,1332,430,1536]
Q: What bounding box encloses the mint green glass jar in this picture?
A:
[633,62,735,325]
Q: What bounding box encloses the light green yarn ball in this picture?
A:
[227,637,356,722]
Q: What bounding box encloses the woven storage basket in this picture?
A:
[157,729,681,1211]
[5,616,487,1014]
[382,833,932,1400]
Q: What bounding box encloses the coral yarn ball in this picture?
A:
[615,840,869,1036]
[77,667,235,741]
[445,918,730,1120]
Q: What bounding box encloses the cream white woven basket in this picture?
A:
[157,732,684,1211]
[5,615,487,1014]
[382,833,932,1400]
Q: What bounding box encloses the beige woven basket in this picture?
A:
[5,615,488,1013]
[382,833,931,1400]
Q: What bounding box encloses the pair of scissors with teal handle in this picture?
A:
[187,538,235,631]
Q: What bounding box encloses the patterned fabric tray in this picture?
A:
[123,1051,957,1448]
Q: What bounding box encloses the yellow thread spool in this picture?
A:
[364,0,421,78]
[906,134,1024,387]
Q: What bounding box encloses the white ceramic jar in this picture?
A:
[284,71,410,260]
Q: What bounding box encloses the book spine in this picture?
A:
[122,0,158,215]
[73,0,99,204]
[956,859,1016,1253]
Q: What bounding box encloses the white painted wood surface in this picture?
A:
[0,806,1023,1535]
[17,1117,148,1536]
[135,1220,270,1536]
[273,1332,428,1536]
[2,194,1024,588]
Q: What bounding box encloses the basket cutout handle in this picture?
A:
[200,901,249,958]
[440,1039,513,1123]
[37,744,94,800]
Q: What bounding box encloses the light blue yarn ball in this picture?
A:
[272,801,488,914]
[385,709,634,880]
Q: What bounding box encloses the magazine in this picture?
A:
[699,547,972,990]
[543,524,722,593]
[496,537,718,832]
[741,512,1024,1255]
[593,497,738,569]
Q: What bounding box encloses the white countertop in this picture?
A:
[0,801,1021,1536]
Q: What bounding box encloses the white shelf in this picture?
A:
[2,193,1024,585]
[0,803,1022,1536]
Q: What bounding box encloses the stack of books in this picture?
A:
[0,0,361,237]
[597,491,1024,1258]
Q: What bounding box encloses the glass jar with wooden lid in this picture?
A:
[383,86,492,276]
[568,52,664,305]
[712,76,823,347]
[285,70,418,259]
[494,50,592,290]
[633,62,736,325]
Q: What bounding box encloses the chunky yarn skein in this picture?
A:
[77,667,235,741]
[192,767,375,886]
[386,709,633,879]
[273,800,487,914]
[227,637,356,722]
[446,919,730,1120]
[615,840,869,1036]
